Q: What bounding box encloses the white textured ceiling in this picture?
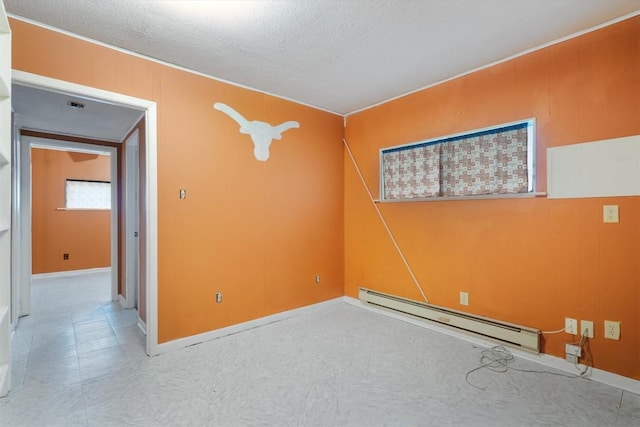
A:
[6,0,640,115]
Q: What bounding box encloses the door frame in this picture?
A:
[123,129,139,309]
[21,137,118,304]
[11,70,159,356]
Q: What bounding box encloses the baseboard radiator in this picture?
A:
[359,288,540,353]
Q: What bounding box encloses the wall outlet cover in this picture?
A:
[565,318,577,334]
[603,205,619,223]
[566,353,578,364]
[565,343,582,357]
[459,292,469,306]
[580,320,594,338]
[604,320,620,340]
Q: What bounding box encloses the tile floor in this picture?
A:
[1,271,638,426]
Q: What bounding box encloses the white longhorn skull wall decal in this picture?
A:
[213,102,300,161]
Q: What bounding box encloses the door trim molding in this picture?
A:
[11,70,159,356]
[22,136,119,303]
[32,267,111,280]
[123,129,139,309]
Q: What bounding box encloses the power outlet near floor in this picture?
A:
[603,205,619,223]
[565,343,582,363]
[459,291,469,306]
[215,292,223,303]
[63,253,69,260]
[604,320,620,340]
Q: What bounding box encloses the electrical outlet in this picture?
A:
[63,253,69,260]
[215,292,222,303]
[604,320,620,340]
[565,318,577,334]
[580,320,594,338]
[459,292,469,306]
[315,275,321,284]
[565,343,582,364]
[566,353,578,364]
[603,205,619,223]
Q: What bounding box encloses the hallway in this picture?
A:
[4,271,144,425]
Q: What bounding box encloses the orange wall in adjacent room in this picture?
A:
[345,17,640,379]
[31,148,111,274]
[11,18,345,344]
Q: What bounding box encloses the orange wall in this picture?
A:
[31,148,111,273]
[345,17,640,379]
[11,18,345,343]
[13,14,639,380]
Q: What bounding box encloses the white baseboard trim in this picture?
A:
[32,267,111,280]
[156,297,345,355]
[343,296,640,395]
[118,295,136,310]
[513,346,640,395]
[138,318,147,336]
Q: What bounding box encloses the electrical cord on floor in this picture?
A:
[464,344,589,391]
[540,326,593,377]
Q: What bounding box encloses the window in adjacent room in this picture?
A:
[380,119,535,200]
[65,179,111,209]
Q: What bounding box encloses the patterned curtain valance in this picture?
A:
[380,120,534,200]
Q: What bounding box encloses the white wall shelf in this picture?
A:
[0,0,11,397]
[0,363,8,397]
[0,149,9,166]
[0,305,9,396]
[548,135,640,199]
[0,76,8,99]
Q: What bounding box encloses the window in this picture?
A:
[380,119,535,200]
[65,179,111,209]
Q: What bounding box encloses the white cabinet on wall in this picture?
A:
[0,1,11,397]
[547,135,640,199]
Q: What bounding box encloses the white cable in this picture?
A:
[465,345,585,390]
[540,326,569,334]
[575,331,592,377]
[342,138,428,304]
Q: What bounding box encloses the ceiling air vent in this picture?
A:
[67,101,85,109]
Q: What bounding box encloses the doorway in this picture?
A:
[20,138,118,305]
[11,70,159,357]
